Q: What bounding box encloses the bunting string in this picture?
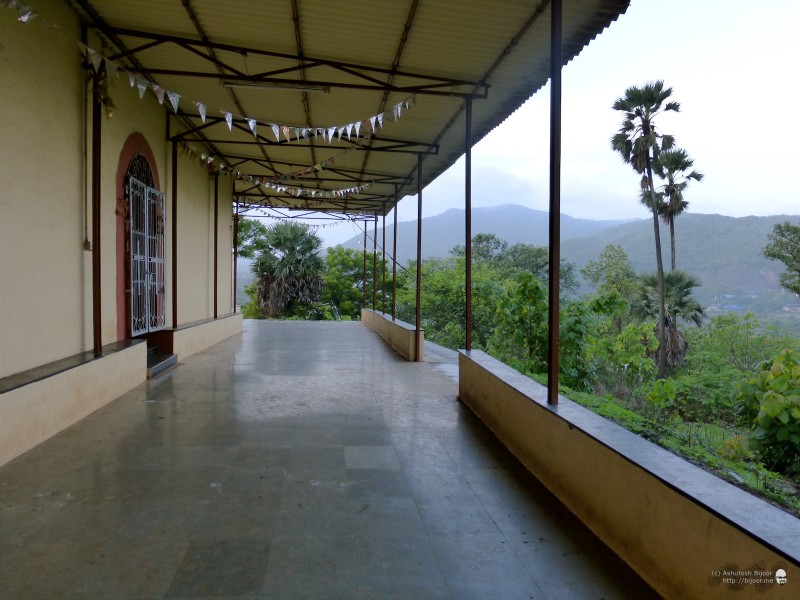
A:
[73,40,415,143]
[4,2,416,141]
[4,0,400,199]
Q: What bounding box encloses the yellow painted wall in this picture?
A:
[0,1,85,377]
[1,1,236,379]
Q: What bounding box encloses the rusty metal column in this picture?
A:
[415,155,423,361]
[213,173,219,319]
[381,212,387,314]
[232,205,239,313]
[392,191,398,321]
[547,0,562,405]
[372,214,378,310]
[91,68,102,355]
[465,96,473,352]
[362,221,368,308]
[171,140,178,328]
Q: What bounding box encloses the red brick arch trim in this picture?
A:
[116,133,160,341]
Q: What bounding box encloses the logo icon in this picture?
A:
[775,569,787,585]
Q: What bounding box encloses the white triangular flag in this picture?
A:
[294,128,301,142]
[128,71,136,88]
[152,84,165,105]
[247,118,257,137]
[136,77,148,99]
[377,113,384,129]
[369,115,377,133]
[194,101,206,122]
[166,91,180,113]
[345,124,353,141]
[104,57,118,79]
[354,121,361,138]
[337,127,345,141]
[18,8,38,23]
[222,111,233,131]
[327,127,336,143]
[87,48,102,72]
[271,124,280,141]
[282,126,291,143]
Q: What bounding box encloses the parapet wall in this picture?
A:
[459,349,798,600]
[361,309,423,361]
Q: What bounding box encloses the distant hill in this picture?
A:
[561,214,796,303]
[341,204,633,262]
[239,205,800,311]
[339,204,799,307]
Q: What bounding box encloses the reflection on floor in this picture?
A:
[0,320,660,599]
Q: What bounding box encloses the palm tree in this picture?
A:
[632,270,705,367]
[611,81,679,378]
[654,148,704,271]
[252,221,325,317]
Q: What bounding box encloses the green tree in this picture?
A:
[632,270,704,367]
[251,222,325,318]
[763,222,800,296]
[585,297,658,400]
[581,244,638,302]
[452,233,578,295]
[488,272,593,390]
[395,256,502,350]
[320,246,390,319]
[236,217,269,259]
[653,148,704,271]
[611,80,679,378]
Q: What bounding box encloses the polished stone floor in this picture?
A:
[0,321,660,599]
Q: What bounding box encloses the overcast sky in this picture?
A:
[301,0,800,247]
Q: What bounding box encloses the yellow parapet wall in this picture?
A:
[172,313,243,360]
[361,309,422,361]
[0,342,146,468]
[458,349,798,600]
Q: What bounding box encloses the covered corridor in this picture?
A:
[0,321,657,599]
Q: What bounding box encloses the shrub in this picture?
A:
[735,349,800,474]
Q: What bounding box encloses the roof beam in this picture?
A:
[100,26,489,98]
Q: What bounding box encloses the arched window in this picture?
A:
[126,154,166,336]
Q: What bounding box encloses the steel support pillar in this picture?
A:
[91,69,102,355]
[213,174,219,319]
[362,222,368,308]
[171,141,178,328]
[382,213,387,314]
[465,96,473,352]
[372,215,378,310]
[392,189,398,321]
[233,203,238,313]
[547,0,562,405]
[415,155,423,361]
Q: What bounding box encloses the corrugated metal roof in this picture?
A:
[74,0,629,216]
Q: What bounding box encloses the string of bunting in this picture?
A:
[179,141,348,183]
[72,43,415,143]
[2,1,417,141]
[3,1,395,200]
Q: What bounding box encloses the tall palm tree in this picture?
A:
[632,270,705,367]
[654,148,704,271]
[611,81,679,378]
[252,221,325,317]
